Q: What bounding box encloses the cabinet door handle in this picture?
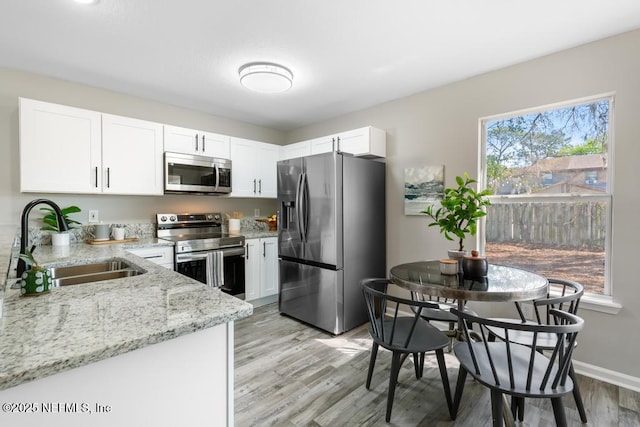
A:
[253,179,256,194]
[195,134,199,151]
[202,135,205,152]
[106,167,110,188]
[258,179,262,194]
[336,136,341,152]
[94,166,98,188]
[332,137,335,152]
[245,243,249,260]
[263,242,266,257]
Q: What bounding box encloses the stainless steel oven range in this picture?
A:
[157,212,245,296]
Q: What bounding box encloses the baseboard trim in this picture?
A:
[572,360,640,392]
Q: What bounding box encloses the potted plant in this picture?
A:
[18,248,53,295]
[422,173,492,258]
[40,205,81,246]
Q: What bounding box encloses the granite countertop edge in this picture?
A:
[0,228,253,392]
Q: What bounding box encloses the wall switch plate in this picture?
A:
[88,210,99,223]
[254,208,260,217]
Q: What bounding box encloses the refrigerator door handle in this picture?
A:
[295,172,305,242]
[301,172,309,242]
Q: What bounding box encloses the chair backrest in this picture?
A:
[411,292,459,306]
[453,307,584,392]
[515,278,584,324]
[361,278,440,352]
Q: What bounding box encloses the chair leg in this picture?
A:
[435,349,454,419]
[414,352,425,378]
[509,396,524,421]
[386,352,402,422]
[551,397,568,427]
[490,389,504,427]
[452,366,468,419]
[569,364,588,423]
[413,353,421,379]
[365,342,378,389]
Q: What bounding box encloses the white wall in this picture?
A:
[288,29,640,380]
[0,67,280,226]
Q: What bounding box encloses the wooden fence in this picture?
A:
[485,201,607,250]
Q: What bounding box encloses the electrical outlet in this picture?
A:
[88,210,99,223]
[254,208,260,217]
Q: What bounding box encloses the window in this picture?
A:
[480,95,613,296]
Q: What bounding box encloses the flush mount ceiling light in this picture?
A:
[239,62,293,93]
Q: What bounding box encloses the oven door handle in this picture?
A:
[176,253,208,263]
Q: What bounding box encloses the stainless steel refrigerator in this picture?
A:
[277,151,386,334]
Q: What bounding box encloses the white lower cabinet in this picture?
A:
[244,237,278,306]
[126,246,174,270]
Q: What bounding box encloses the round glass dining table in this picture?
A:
[389,260,548,303]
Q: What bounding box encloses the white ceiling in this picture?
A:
[2,1,640,131]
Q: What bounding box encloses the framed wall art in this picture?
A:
[404,165,444,215]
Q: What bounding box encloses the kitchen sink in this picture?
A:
[49,259,145,286]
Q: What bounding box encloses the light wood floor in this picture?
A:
[235,303,640,426]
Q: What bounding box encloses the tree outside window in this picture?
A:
[481,96,612,295]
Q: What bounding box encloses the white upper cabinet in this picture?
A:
[102,114,164,195]
[279,140,311,160]
[337,126,386,158]
[229,137,279,198]
[318,126,386,158]
[294,126,386,159]
[19,98,163,195]
[20,98,102,193]
[164,125,230,159]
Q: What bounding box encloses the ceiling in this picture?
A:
[2,1,640,131]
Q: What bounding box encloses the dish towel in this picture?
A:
[206,251,225,288]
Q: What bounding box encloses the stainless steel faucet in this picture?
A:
[16,199,69,277]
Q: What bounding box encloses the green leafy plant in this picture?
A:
[40,205,82,232]
[18,247,40,270]
[422,173,492,252]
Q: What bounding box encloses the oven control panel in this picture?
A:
[157,212,222,226]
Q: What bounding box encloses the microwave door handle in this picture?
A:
[214,164,219,192]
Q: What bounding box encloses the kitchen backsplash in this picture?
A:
[19,217,271,247]
[24,223,157,246]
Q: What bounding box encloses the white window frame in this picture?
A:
[478,93,620,314]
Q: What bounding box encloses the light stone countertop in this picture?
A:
[0,229,253,391]
[240,230,278,239]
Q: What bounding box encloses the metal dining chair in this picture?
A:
[361,278,454,422]
[486,278,587,423]
[451,307,584,427]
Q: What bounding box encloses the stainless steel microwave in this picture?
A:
[164,152,232,194]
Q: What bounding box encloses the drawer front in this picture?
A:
[127,246,174,268]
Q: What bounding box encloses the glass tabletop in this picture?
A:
[389,260,548,302]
